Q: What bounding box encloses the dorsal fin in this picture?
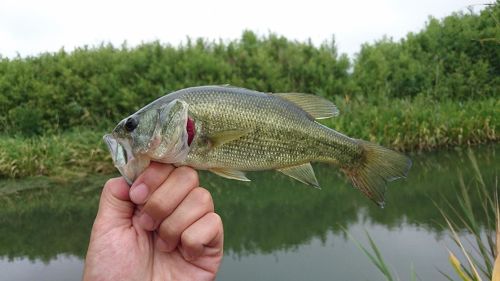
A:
[277,163,320,188]
[274,93,339,119]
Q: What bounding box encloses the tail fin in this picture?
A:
[343,140,412,207]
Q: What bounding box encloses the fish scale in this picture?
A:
[175,87,353,170]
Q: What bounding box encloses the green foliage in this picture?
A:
[0,32,351,136]
[353,4,500,100]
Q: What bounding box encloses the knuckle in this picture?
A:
[192,187,213,207]
[182,231,198,248]
[104,177,122,188]
[175,166,199,187]
[145,196,172,219]
[161,220,181,238]
[211,213,223,227]
[102,177,126,197]
[207,212,223,230]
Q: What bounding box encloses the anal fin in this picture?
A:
[277,163,320,188]
[209,168,251,182]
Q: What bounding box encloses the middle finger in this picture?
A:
[142,166,199,228]
[157,187,214,252]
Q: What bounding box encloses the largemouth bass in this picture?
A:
[104,86,411,206]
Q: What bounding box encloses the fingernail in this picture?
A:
[130,183,148,204]
[157,238,169,252]
[139,213,154,230]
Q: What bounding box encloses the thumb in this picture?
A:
[95,177,135,229]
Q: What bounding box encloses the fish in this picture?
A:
[104,85,411,206]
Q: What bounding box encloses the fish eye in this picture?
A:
[124,117,138,132]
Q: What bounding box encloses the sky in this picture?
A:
[0,0,489,58]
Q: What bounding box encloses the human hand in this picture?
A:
[83,163,223,281]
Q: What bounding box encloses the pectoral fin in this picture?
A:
[208,129,250,148]
[209,168,251,181]
[277,163,320,188]
[274,93,339,119]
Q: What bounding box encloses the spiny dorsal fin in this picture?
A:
[209,168,250,181]
[208,129,250,148]
[274,93,339,119]
[277,163,320,188]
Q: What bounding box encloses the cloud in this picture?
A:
[0,0,487,58]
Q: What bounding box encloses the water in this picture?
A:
[0,145,497,281]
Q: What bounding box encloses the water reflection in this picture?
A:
[0,145,497,280]
[0,255,82,281]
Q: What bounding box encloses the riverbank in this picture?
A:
[0,96,496,179]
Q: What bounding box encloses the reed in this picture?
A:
[437,149,499,281]
[351,149,499,280]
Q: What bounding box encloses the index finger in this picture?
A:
[129,162,175,204]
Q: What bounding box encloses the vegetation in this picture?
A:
[0,4,498,178]
[0,130,112,178]
[352,149,499,281]
[353,5,500,101]
[439,150,499,281]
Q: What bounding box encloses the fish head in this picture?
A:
[104,99,191,184]
[112,106,159,155]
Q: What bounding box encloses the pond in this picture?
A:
[0,145,498,281]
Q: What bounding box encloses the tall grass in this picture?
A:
[351,149,499,280]
[438,150,499,281]
[324,95,498,151]
[0,130,113,179]
[345,229,418,281]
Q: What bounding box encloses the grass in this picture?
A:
[437,149,498,281]
[350,149,499,281]
[0,130,113,179]
[344,229,419,281]
[324,95,498,151]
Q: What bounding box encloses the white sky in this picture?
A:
[0,0,489,58]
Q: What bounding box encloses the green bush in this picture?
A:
[353,3,500,100]
[0,33,352,135]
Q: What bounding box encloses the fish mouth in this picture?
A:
[103,134,135,185]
